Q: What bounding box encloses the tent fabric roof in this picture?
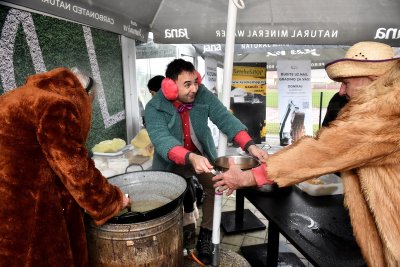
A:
[150,0,400,45]
[3,0,400,45]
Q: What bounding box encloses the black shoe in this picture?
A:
[183,223,196,249]
[196,227,212,265]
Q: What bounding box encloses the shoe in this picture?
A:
[183,223,196,249]
[196,227,212,265]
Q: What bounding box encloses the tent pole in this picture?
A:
[121,36,140,142]
[217,0,238,157]
[213,1,240,267]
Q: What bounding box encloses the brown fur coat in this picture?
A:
[267,62,400,267]
[0,68,124,266]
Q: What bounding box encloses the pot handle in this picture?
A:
[210,169,222,175]
[125,163,144,173]
[114,210,147,221]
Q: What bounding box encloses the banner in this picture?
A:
[5,0,400,45]
[0,6,126,150]
[151,0,400,45]
[136,43,177,59]
[230,63,266,144]
[203,57,218,94]
[1,0,149,41]
[193,44,348,71]
[204,57,220,146]
[277,60,312,146]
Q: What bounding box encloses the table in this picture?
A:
[220,189,266,234]
[239,186,366,267]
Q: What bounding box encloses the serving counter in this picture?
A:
[240,187,366,267]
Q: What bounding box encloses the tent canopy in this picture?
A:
[4,0,400,45]
[151,0,400,45]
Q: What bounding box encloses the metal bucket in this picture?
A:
[86,205,183,267]
[86,171,187,267]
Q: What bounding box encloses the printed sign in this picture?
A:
[204,57,220,147]
[154,25,400,45]
[231,65,266,104]
[277,60,312,146]
[204,57,218,94]
[230,63,267,144]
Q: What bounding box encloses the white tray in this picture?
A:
[296,174,343,196]
[236,144,283,156]
[92,145,133,157]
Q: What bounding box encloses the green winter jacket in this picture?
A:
[144,84,247,171]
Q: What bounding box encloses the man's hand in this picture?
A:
[247,144,268,163]
[212,158,257,196]
[188,153,214,174]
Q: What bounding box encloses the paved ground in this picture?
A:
[189,192,314,267]
[188,141,315,267]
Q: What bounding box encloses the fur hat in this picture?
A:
[325,41,400,81]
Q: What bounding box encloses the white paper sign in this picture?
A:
[204,57,218,94]
[277,60,312,145]
[204,57,220,146]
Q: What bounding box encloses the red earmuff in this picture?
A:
[196,70,202,85]
[161,78,178,100]
[161,70,203,101]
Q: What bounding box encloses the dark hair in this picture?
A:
[165,59,196,81]
[147,75,165,92]
[85,77,94,94]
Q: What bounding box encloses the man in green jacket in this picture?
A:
[145,59,267,264]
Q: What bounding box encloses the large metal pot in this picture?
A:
[87,205,183,267]
[106,171,187,224]
[86,171,187,267]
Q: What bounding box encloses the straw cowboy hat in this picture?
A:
[325,41,400,81]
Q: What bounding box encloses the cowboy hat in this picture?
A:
[325,41,400,81]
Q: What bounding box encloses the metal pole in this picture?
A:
[319,91,323,129]
[211,190,223,266]
[121,36,140,142]
[217,0,238,158]
[213,1,240,266]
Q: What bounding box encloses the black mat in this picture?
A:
[221,209,266,234]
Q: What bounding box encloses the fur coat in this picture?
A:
[267,62,400,267]
[0,68,124,267]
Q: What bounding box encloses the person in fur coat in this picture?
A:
[213,41,400,267]
[0,67,130,267]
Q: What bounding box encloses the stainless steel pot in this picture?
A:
[214,155,260,172]
[106,171,187,224]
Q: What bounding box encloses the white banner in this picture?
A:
[204,57,218,94]
[204,57,220,146]
[277,60,312,146]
